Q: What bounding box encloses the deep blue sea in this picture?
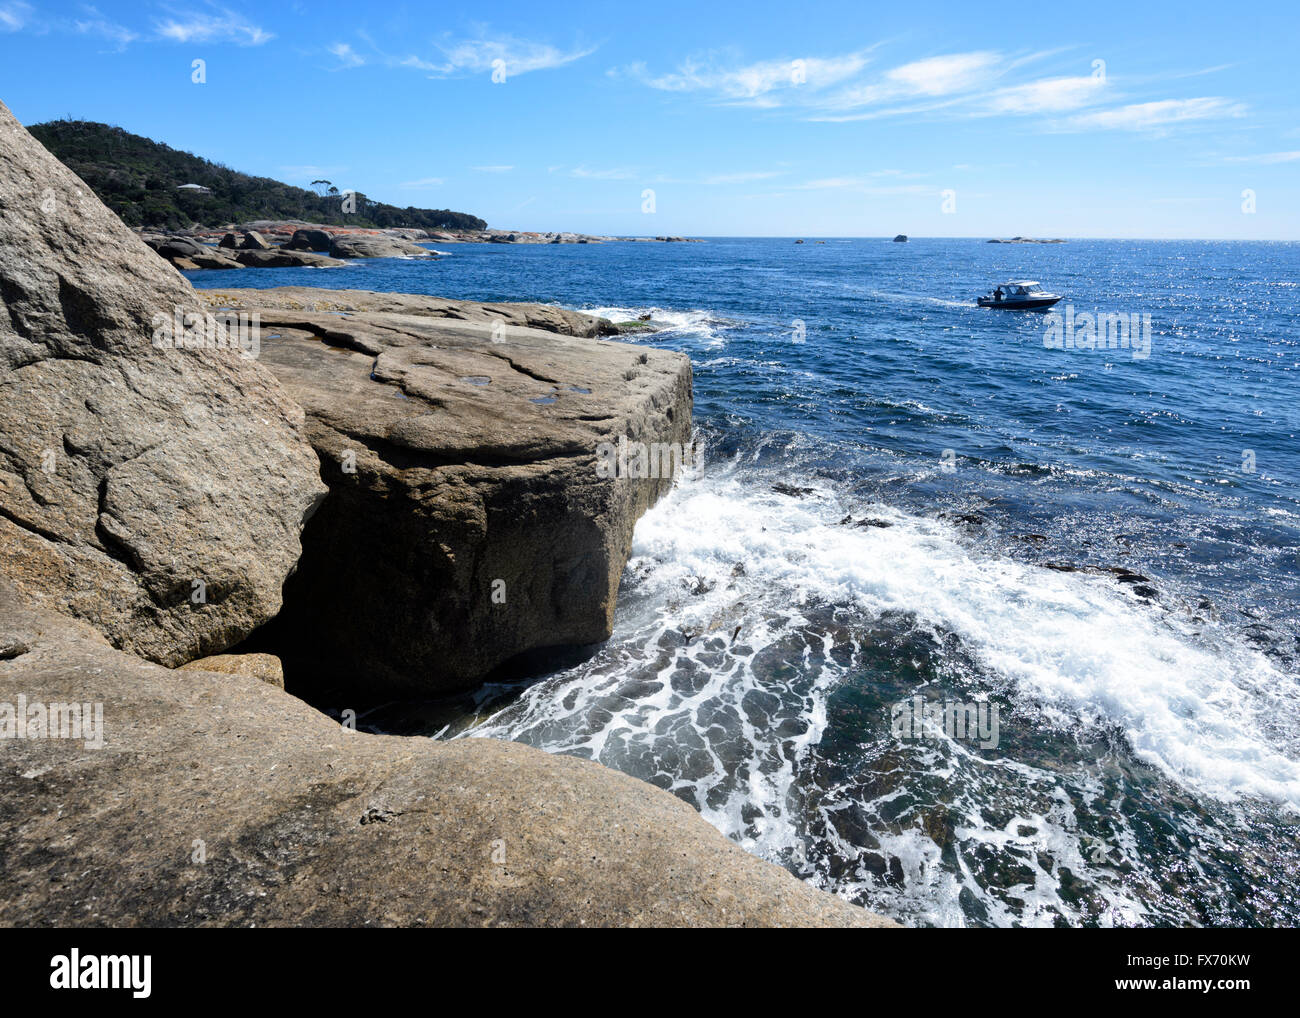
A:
[192,238,1300,927]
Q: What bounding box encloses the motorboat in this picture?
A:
[977,280,1062,310]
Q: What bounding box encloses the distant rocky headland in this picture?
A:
[986,236,1066,243]
[0,99,881,926]
[28,119,699,254]
[139,221,700,273]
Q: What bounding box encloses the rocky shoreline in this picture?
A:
[139,221,701,272]
[0,99,889,926]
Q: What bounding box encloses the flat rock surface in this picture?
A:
[201,285,620,337]
[200,290,693,694]
[0,580,894,927]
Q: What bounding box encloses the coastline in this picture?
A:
[0,102,892,927]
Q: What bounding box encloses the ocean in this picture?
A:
[191,237,1300,927]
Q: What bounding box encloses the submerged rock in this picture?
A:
[0,99,326,666]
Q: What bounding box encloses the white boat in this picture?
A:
[978,280,1063,311]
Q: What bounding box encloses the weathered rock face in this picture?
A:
[238,230,271,250]
[178,651,284,688]
[0,99,326,666]
[328,234,433,259]
[199,289,690,695]
[0,581,892,927]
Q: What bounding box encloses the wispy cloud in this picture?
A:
[984,74,1106,114]
[570,166,637,180]
[625,45,1248,140]
[0,1,33,32]
[1063,97,1246,132]
[881,51,1001,96]
[1220,150,1300,164]
[431,32,595,77]
[329,29,596,78]
[399,177,444,189]
[790,176,932,195]
[73,7,139,50]
[328,42,364,68]
[704,170,786,185]
[624,48,874,106]
[154,6,273,46]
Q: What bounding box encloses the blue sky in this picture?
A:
[1,0,1297,238]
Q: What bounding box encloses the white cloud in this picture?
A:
[428,32,595,77]
[74,10,139,49]
[328,42,364,68]
[327,30,594,79]
[1065,97,1246,131]
[883,51,1000,96]
[632,49,872,105]
[399,177,444,189]
[154,7,273,46]
[1220,150,1300,164]
[985,74,1105,114]
[0,1,32,32]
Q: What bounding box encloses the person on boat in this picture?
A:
[994,286,1003,301]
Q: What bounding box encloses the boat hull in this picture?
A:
[977,295,1062,311]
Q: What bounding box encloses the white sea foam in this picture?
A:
[470,454,1300,796]
[463,454,1300,923]
[584,305,737,349]
[630,463,1300,806]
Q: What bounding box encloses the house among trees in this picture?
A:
[175,183,212,193]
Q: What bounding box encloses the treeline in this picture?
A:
[28,119,487,232]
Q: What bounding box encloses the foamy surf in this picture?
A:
[585,305,740,349]
[460,451,1300,925]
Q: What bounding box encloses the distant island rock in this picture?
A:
[987,236,1066,244]
[893,234,908,242]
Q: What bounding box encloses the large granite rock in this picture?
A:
[198,289,690,695]
[285,228,333,252]
[328,234,434,259]
[232,248,345,268]
[0,99,326,666]
[147,235,209,260]
[0,580,893,927]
